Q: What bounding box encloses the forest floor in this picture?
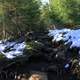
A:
[0,31,78,80]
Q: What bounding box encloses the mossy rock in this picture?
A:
[27,41,43,49]
[0,53,5,60]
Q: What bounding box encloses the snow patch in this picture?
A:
[48,28,80,48]
[64,63,70,69]
[0,40,26,59]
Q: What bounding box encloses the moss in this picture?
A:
[27,41,42,50]
[0,53,5,60]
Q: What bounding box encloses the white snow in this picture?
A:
[48,28,80,48]
[64,63,70,69]
[0,40,26,59]
[0,44,6,51]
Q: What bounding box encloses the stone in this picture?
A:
[28,71,48,80]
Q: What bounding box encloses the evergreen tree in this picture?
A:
[0,0,41,39]
[49,0,80,27]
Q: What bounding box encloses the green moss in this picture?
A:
[0,53,5,60]
[27,44,33,50]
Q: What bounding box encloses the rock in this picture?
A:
[29,71,48,80]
